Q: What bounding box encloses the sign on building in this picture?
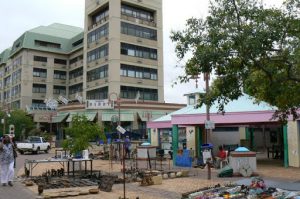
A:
[116,125,126,134]
[86,99,114,109]
[205,120,215,129]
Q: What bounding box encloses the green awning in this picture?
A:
[51,113,69,123]
[102,111,134,122]
[66,111,97,122]
[137,111,168,122]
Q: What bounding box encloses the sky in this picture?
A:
[0,0,283,104]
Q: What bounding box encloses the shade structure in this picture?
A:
[66,111,97,122]
[51,113,69,123]
[101,111,134,122]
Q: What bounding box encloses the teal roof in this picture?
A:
[0,48,12,64]
[154,94,274,122]
[9,23,83,57]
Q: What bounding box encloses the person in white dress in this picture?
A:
[0,135,15,186]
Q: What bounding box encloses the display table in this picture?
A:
[24,158,93,177]
[229,151,256,175]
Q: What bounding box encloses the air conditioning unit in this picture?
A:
[137,60,142,63]
[104,79,108,83]
[95,61,99,65]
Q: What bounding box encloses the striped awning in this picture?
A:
[66,111,97,122]
[101,111,134,122]
[51,113,69,123]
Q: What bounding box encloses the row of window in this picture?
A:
[70,55,83,65]
[121,4,154,22]
[121,43,157,60]
[86,86,108,100]
[53,86,66,95]
[92,8,109,24]
[69,83,83,94]
[69,67,83,79]
[87,65,108,82]
[121,22,157,40]
[120,86,158,101]
[120,64,157,80]
[33,56,67,65]
[88,23,109,44]
[87,44,108,63]
[35,40,61,49]
[32,84,46,93]
[33,69,66,80]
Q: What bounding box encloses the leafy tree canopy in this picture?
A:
[63,115,106,154]
[170,0,300,122]
[0,109,35,140]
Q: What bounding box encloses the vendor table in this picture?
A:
[24,158,93,177]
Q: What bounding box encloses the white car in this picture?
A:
[17,136,50,154]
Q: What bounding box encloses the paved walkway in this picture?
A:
[0,180,35,199]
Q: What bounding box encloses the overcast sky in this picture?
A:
[0,0,283,104]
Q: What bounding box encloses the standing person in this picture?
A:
[0,135,15,186]
[124,136,131,159]
[11,137,17,168]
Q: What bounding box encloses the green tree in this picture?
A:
[0,109,35,140]
[63,115,106,154]
[170,0,300,122]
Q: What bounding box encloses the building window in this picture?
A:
[11,100,20,109]
[69,67,83,79]
[11,84,21,97]
[120,64,157,80]
[69,83,83,94]
[121,22,157,40]
[86,86,108,100]
[87,23,109,44]
[33,56,47,62]
[87,44,109,63]
[121,4,154,22]
[121,86,158,101]
[188,95,196,105]
[11,69,22,83]
[92,7,109,24]
[32,99,46,109]
[121,43,157,60]
[72,39,83,47]
[35,40,61,49]
[87,65,108,82]
[54,70,66,80]
[53,85,66,95]
[32,84,46,93]
[4,76,11,87]
[33,68,47,78]
[54,58,67,65]
[70,55,83,65]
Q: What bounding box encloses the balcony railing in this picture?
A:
[121,14,156,28]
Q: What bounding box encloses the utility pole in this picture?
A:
[204,72,211,180]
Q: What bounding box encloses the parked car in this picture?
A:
[17,136,50,154]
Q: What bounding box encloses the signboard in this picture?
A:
[86,99,114,109]
[116,125,126,134]
[205,120,215,129]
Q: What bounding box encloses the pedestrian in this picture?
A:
[11,137,18,168]
[0,135,15,186]
[124,136,131,159]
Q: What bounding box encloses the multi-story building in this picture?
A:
[84,0,164,102]
[0,0,184,136]
[0,23,84,110]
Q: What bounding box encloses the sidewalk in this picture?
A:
[0,180,35,199]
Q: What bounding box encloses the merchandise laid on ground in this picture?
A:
[182,177,300,199]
